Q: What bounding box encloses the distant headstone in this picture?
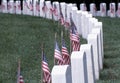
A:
[109,2,116,17]
[100,3,106,17]
[1,0,8,13]
[16,0,21,14]
[90,3,97,16]
[80,3,87,11]
[45,1,52,19]
[117,3,120,17]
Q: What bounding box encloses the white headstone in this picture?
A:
[80,44,95,83]
[90,3,97,16]
[60,2,66,21]
[33,0,40,16]
[80,3,87,11]
[87,34,100,80]
[51,65,72,83]
[71,7,78,29]
[45,1,52,19]
[1,0,8,13]
[91,28,103,70]
[8,0,15,14]
[117,3,120,17]
[23,0,29,15]
[40,1,46,17]
[100,3,106,17]
[76,10,82,35]
[52,2,59,21]
[66,3,73,25]
[98,22,104,58]
[71,51,88,83]
[16,0,21,14]
[109,2,116,17]
[28,0,33,16]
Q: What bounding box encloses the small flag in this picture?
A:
[42,52,51,83]
[17,60,24,83]
[54,41,63,65]
[62,38,70,65]
[70,15,80,51]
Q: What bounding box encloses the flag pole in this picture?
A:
[41,43,44,83]
[54,33,57,65]
[17,59,21,83]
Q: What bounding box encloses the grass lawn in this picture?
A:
[0,13,86,83]
[0,13,120,83]
[96,17,120,83]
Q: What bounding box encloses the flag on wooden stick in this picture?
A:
[17,59,24,83]
[70,14,80,51]
[54,40,63,65]
[62,38,70,65]
[42,51,51,83]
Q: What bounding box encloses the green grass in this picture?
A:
[0,13,86,83]
[96,17,120,83]
[1,13,120,83]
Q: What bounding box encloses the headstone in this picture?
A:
[66,3,73,25]
[80,3,87,11]
[71,51,88,83]
[80,44,95,83]
[60,2,66,21]
[100,3,106,17]
[76,10,82,35]
[40,1,46,17]
[91,28,103,70]
[23,0,29,15]
[87,34,100,80]
[71,6,78,29]
[51,65,72,83]
[109,2,116,17]
[90,3,97,16]
[45,1,52,19]
[8,0,15,14]
[1,0,8,13]
[98,22,104,58]
[52,1,59,21]
[28,0,33,16]
[33,0,39,16]
[16,0,21,14]
[117,3,120,17]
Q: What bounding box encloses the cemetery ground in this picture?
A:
[0,13,120,83]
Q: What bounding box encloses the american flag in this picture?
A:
[62,38,70,65]
[29,1,33,11]
[70,15,80,51]
[7,3,11,10]
[101,4,105,13]
[83,4,87,11]
[110,3,114,13]
[53,4,58,16]
[17,60,24,83]
[42,2,48,13]
[24,1,29,9]
[59,5,64,25]
[18,2,21,10]
[54,41,63,65]
[42,52,51,83]
[36,1,40,12]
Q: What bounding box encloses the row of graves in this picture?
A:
[51,6,103,83]
[1,0,120,17]
[0,0,104,83]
